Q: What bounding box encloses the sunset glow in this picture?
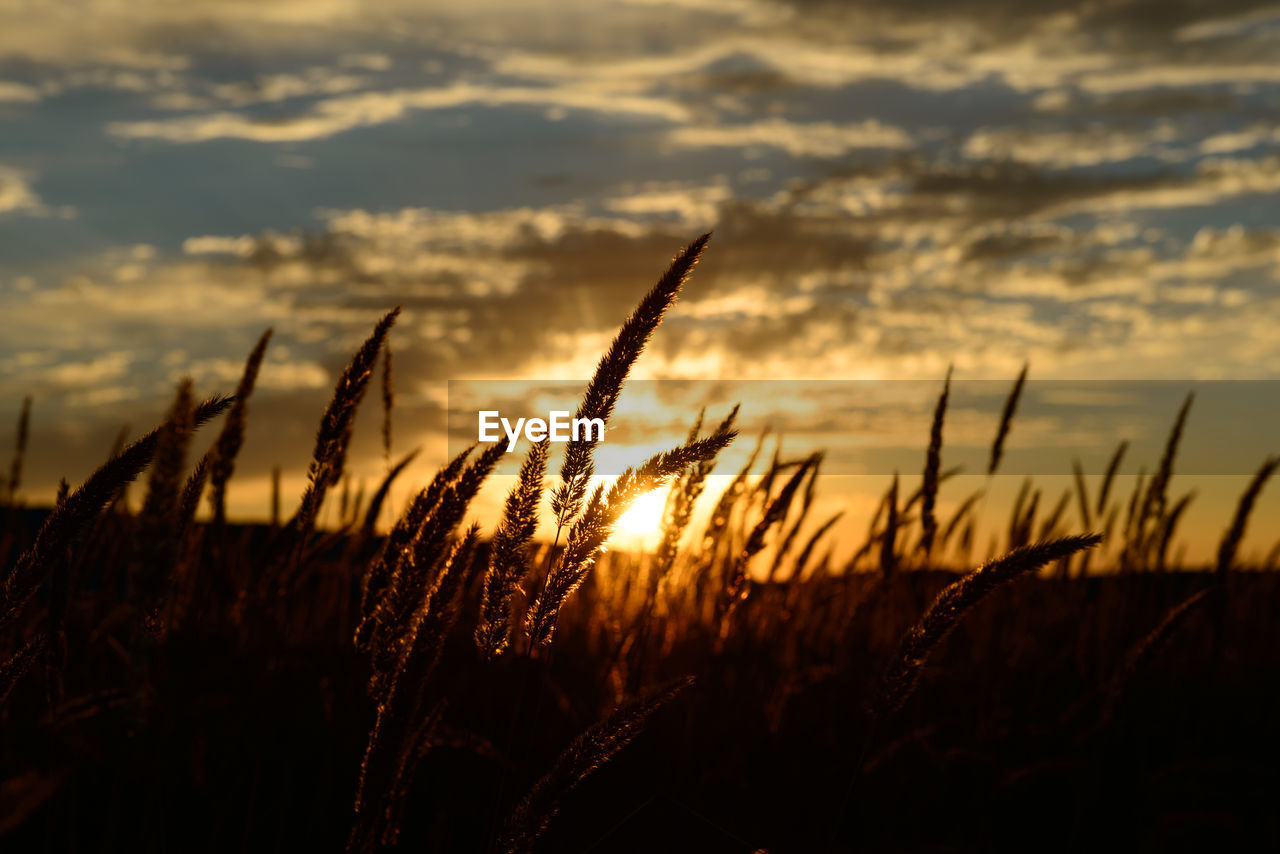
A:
[616,487,669,539]
[5,3,1280,851]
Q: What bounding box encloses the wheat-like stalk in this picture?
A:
[498,676,693,854]
[698,426,764,561]
[654,406,740,601]
[939,489,983,554]
[793,510,844,581]
[874,534,1101,717]
[393,523,481,696]
[5,395,31,505]
[755,442,784,505]
[720,453,815,622]
[550,234,711,531]
[987,362,1027,476]
[366,444,503,683]
[528,428,736,648]
[359,448,419,543]
[1126,393,1192,567]
[1,633,45,708]
[1,395,232,630]
[1038,490,1070,540]
[1071,459,1091,529]
[270,465,281,529]
[1215,456,1280,575]
[769,451,821,580]
[1144,393,1193,525]
[1100,587,1211,723]
[208,328,271,527]
[356,443,474,643]
[919,368,951,556]
[903,466,960,516]
[339,476,353,529]
[353,526,480,850]
[880,474,899,578]
[381,341,394,468]
[1096,439,1128,518]
[1013,488,1041,549]
[163,447,216,632]
[291,308,400,544]
[177,450,212,537]
[132,380,196,617]
[1121,468,1147,562]
[1154,491,1195,572]
[475,438,550,659]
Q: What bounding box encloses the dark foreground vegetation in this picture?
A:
[3,235,1278,852]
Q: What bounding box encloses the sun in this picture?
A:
[616,487,668,539]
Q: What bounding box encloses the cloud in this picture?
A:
[0,167,43,215]
[40,351,134,387]
[107,82,691,143]
[495,34,988,93]
[8,0,1280,536]
[207,70,371,107]
[668,118,913,158]
[183,235,259,256]
[484,1,1279,98]
[963,123,1183,168]
[6,182,1280,540]
[181,356,331,390]
[604,182,731,228]
[802,154,1280,226]
[1076,63,1280,95]
[0,168,72,220]
[1198,125,1280,155]
[0,80,40,102]
[340,53,393,71]
[226,154,1280,386]
[1059,156,1280,215]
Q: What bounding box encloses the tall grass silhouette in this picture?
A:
[2,236,1278,852]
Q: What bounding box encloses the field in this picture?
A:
[3,236,1279,852]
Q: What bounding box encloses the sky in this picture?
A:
[2,0,1280,562]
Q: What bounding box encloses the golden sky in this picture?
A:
[3,0,1280,561]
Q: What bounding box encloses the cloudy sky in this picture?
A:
[3,0,1280,560]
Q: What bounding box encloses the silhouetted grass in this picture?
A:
[2,237,1278,853]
